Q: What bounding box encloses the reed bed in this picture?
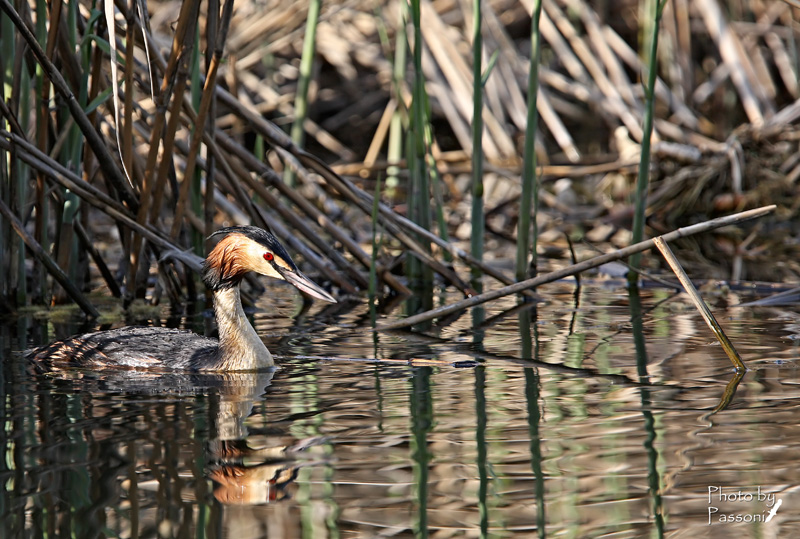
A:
[1,0,799,316]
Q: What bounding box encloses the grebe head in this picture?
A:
[202,226,336,303]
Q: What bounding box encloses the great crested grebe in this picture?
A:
[27,226,336,371]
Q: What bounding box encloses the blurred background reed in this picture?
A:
[1,0,799,318]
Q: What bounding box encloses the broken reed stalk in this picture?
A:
[652,237,746,372]
[712,370,746,414]
[377,205,776,331]
[629,0,667,279]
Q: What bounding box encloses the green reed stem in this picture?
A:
[34,0,49,303]
[0,196,98,317]
[0,0,135,208]
[427,150,451,263]
[1,10,25,307]
[18,72,31,308]
[60,0,87,289]
[286,0,321,187]
[516,0,542,283]
[471,0,484,289]
[629,0,666,280]
[369,175,382,303]
[407,0,432,287]
[387,0,407,198]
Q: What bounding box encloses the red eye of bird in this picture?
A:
[263,252,274,262]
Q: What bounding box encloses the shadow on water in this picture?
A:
[3,280,800,536]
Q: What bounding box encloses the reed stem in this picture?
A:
[653,237,745,372]
[629,0,666,280]
[369,175,383,303]
[286,0,321,187]
[470,0,484,289]
[0,196,98,317]
[516,0,542,283]
[387,0,408,197]
[407,0,432,288]
[378,205,776,330]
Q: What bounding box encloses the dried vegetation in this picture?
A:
[2,0,800,316]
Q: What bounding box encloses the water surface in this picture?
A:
[3,280,800,537]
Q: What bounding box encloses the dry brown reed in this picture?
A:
[1,0,799,315]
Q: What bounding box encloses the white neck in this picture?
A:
[210,287,274,371]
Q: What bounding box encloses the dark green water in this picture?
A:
[2,280,800,537]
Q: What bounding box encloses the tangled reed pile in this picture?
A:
[2,0,800,315]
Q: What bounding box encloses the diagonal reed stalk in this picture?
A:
[378,205,776,331]
[0,196,98,317]
[653,236,745,372]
